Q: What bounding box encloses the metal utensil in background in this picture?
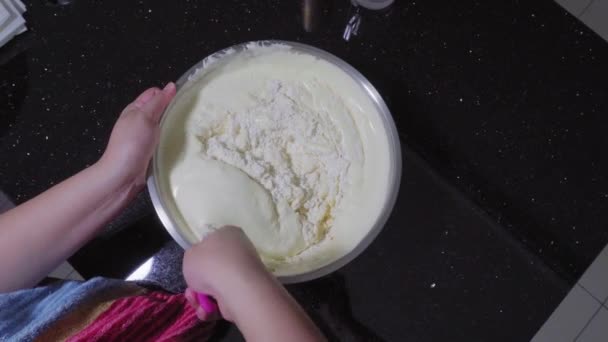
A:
[343,0,395,41]
[343,5,361,42]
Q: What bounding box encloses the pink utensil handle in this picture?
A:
[195,292,218,314]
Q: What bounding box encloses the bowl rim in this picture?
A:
[147,40,402,284]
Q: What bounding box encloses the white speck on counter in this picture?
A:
[430,283,436,289]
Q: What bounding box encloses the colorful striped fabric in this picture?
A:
[0,277,213,341]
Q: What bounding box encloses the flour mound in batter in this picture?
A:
[195,79,362,256]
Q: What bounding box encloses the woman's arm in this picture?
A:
[0,83,175,292]
[0,162,133,292]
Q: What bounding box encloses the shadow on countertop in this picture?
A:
[289,274,386,342]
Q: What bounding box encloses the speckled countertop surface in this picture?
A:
[1,0,607,340]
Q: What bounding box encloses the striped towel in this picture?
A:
[0,277,213,341]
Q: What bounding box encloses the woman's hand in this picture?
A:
[183,226,267,321]
[99,83,176,189]
[182,226,325,341]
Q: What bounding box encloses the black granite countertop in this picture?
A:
[1,0,607,340]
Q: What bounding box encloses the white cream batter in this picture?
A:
[158,44,393,276]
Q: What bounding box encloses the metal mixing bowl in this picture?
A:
[147,41,401,283]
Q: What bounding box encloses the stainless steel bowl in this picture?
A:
[147,41,402,283]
